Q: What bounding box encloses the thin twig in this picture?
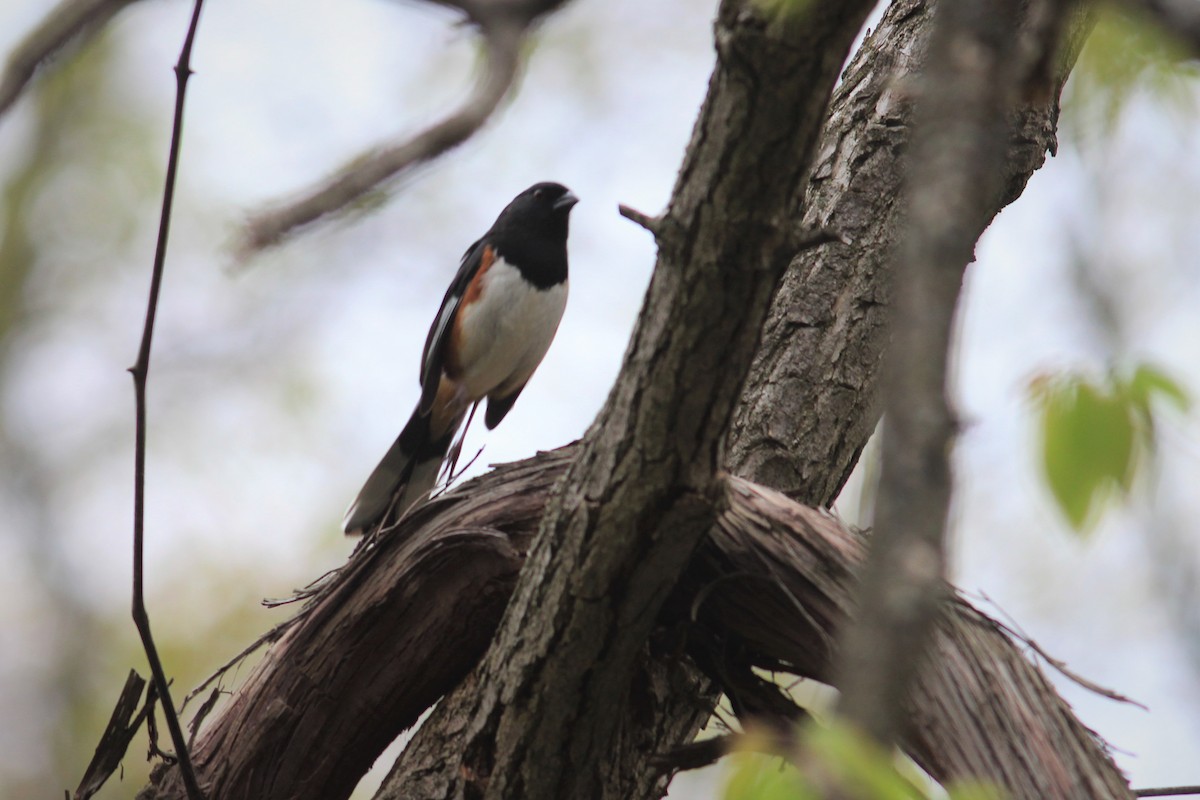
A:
[443,445,486,489]
[0,0,142,119]
[235,13,527,256]
[969,591,1148,709]
[617,203,664,238]
[260,566,343,608]
[127,1,207,798]
[181,616,298,706]
[1136,787,1200,798]
[186,687,223,750]
[650,736,730,773]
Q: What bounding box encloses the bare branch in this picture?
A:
[617,203,664,237]
[833,0,1029,748]
[127,2,208,798]
[1136,787,1200,798]
[0,0,141,120]
[235,9,531,257]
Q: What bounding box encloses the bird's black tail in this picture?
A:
[342,404,455,535]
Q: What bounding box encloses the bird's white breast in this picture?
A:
[454,257,567,399]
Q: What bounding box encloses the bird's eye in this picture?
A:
[534,188,545,200]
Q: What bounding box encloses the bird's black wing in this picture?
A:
[418,237,485,414]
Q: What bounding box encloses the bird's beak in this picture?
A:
[554,191,579,212]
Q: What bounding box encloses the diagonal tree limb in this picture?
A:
[0,0,142,120]
[416,1,879,797]
[234,0,567,256]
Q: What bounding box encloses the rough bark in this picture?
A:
[728,0,1072,506]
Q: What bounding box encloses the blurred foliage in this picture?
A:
[0,22,301,800]
[723,723,1003,800]
[1031,363,1189,533]
[1065,1,1199,136]
[0,30,126,800]
[725,750,812,800]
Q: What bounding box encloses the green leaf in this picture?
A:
[723,751,814,800]
[805,723,925,800]
[721,723,1007,800]
[1067,1,1198,135]
[1038,377,1137,532]
[1128,363,1190,413]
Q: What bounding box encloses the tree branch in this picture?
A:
[617,203,664,238]
[0,0,141,119]
[127,2,207,798]
[1136,787,1200,798]
[235,0,568,256]
[832,0,1025,749]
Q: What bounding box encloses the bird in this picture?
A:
[343,181,578,534]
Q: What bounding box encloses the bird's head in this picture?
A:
[494,182,578,240]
